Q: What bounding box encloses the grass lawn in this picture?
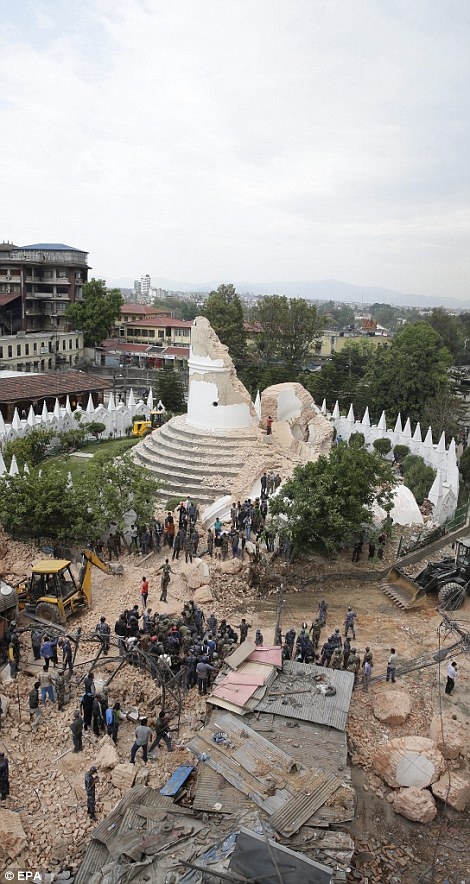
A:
[42,437,140,483]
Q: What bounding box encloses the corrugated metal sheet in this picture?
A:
[91,785,151,844]
[192,762,253,813]
[160,764,194,796]
[246,646,283,667]
[74,839,110,884]
[246,713,348,775]
[224,639,256,669]
[230,828,334,884]
[208,661,278,714]
[255,661,354,731]
[269,772,342,836]
[189,711,343,835]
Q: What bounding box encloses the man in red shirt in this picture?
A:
[266,415,273,435]
[141,575,149,608]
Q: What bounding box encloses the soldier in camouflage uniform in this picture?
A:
[221,533,229,560]
[346,647,361,681]
[54,669,66,711]
[330,647,343,670]
[309,619,321,650]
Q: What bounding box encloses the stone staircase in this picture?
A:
[133,414,261,506]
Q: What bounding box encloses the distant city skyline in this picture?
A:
[2,2,469,300]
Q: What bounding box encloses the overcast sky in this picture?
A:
[1,0,469,298]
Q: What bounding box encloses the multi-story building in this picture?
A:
[0,330,84,372]
[140,274,151,301]
[0,241,88,336]
[123,316,192,347]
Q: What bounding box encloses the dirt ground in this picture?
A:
[0,531,469,882]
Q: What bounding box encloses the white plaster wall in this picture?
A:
[187,378,256,430]
[277,388,303,422]
[333,410,459,524]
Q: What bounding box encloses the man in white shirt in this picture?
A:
[445,661,457,695]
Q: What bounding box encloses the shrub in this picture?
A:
[393,444,410,462]
[86,421,106,439]
[349,432,365,449]
[165,497,181,513]
[373,438,392,456]
[401,454,436,505]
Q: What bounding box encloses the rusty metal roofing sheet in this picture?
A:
[255,661,354,731]
[246,713,348,775]
[192,762,253,814]
[269,771,342,836]
[74,840,110,884]
[246,646,283,667]
[90,784,150,845]
[208,661,278,714]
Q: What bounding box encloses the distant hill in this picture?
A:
[107,276,469,309]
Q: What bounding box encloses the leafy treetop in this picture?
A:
[66,278,123,347]
[269,444,396,556]
[203,284,247,363]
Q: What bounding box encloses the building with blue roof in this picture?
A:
[0,240,89,370]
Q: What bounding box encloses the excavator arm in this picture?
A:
[79,550,123,606]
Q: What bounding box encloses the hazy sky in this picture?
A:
[2,0,470,298]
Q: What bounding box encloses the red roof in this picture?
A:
[0,293,21,307]
[0,370,110,404]
[160,346,190,357]
[121,304,167,316]
[125,317,192,329]
[100,339,150,354]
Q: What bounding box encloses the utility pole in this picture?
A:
[274,582,284,646]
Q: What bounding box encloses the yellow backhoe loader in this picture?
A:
[17,549,122,624]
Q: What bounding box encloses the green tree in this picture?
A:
[364,322,452,423]
[401,455,436,505]
[373,437,392,456]
[303,341,373,412]
[85,421,106,439]
[269,445,395,556]
[251,296,323,372]
[459,446,470,485]
[0,451,160,543]
[420,383,467,442]
[425,308,464,361]
[156,370,185,412]
[0,470,77,539]
[86,451,159,533]
[203,284,247,362]
[66,279,123,347]
[4,429,55,468]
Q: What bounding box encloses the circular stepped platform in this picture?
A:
[133,414,261,505]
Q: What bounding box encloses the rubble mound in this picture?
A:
[0,808,27,860]
[429,714,469,760]
[373,690,412,725]
[389,786,437,823]
[431,771,470,811]
[373,736,445,788]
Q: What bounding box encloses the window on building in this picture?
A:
[25,343,29,355]
[33,343,37,353]
[69,339,72,350]
[8,345,13,357]
[75,338,79,348]
[158,330,164,339]
[16,344,21,356]
[62,340,66,350]
[149,330,155,338]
